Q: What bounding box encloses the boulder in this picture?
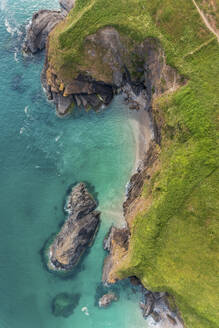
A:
[48,183,100,271]
[98,293,118,308]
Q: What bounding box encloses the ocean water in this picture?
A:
[0,1,149,327]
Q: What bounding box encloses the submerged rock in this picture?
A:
[98,292,118,308]
[23,10,63,54]
[48,183,100,271]
[52,292,80,317]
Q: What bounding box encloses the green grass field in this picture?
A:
[47,1,219,327]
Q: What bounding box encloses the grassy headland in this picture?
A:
[47,1,219,327]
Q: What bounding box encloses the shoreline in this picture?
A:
[128,106,154,172]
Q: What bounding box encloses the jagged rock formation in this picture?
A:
[140,291,184,327]
[43,29,185,115]
[48,183,100,271]
[23,10,63,54]
[23,0,75,54]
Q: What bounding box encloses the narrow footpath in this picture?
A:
[192,0,219,43]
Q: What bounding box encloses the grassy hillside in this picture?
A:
[47,1,219,327]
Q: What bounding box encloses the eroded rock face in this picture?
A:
[48,183,100,271]
[44,30,186,115]
[102,226,129,284]
[140,291,184,327]
[23,10,63,54]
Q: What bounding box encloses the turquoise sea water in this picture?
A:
[0,1,148,327]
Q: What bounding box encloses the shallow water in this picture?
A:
[0,1,149,327]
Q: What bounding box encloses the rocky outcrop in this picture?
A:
[102,226,129,284]
[48,183,100,271]
[23,10,63,54]
[23,0,75,54]
[41,67,114,116]
[123,141,159,217]
[140,291,184,327]
[98,292,118,308]
[43,24,186,114]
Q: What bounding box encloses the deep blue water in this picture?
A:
[0,1,148,327]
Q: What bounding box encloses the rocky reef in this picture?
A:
[52,292,80,317]
[48,183,100,271]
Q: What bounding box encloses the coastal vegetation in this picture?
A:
[45,0,219,327]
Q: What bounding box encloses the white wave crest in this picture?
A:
[20,127,25,135]
[81,306,89,316]
[4,18,17,36]
[14,51,18,62]
[24,106,28,115]
[55,135,61,142]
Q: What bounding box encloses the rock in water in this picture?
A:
[23,10,63,54]
[48,183,100,271]
[98,293,118,308]
[52,292,80,317]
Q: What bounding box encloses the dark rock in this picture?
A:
[123,142,159,216]
[151,311,161,323]
[23,10,63,54]
[52,93,74,116]
[48,183,100,271]
[83,94,103,109]
[141,292,155,318]
[52,292,80,317]
[59,0,75,15]
[98,293,118,308]
[166,313,177,325]
[129,276,141,286]
[102,226,129,283]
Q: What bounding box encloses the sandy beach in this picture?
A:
[128,107,154,171]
